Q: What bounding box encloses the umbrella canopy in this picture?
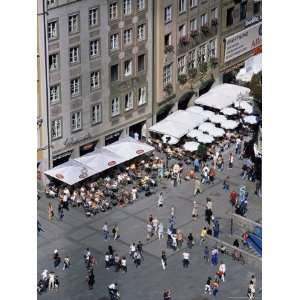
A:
[149,120,190,139]
[166,110,207,128]
[198,122,216,133]
[186,106,204,114]
[207,127,225,138]
[183,141,200,152]
[162,135,179,145]
[209,114,228,124]
[221,107,238,116]
[194,132,214,144]
[243,115,258,124]
[199,110,216,119]
[234,100,254,114]
[220,120,239,130]
[187,129,202,139]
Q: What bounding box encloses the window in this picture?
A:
[179,24,186,37]
[124,59,132,76]
[138,87,146,105]
[178,0,186,13]
[111,64,119,81]
[190,0,197,8]
[51,119,62,139]
[207,39,216,58]
[240,1,247,21]
[49,53,58,71]
[124,29,133,45]
[137,0,145,11]
[71,111,82,132]
[110,33,119,49]
[199,45,207,63]
[112,97,120,116]
[188,50,196,68]
[177,56,186,74]
[68,14,79,34]
[211,7,218,20]
[163,64,172,86]
[165,33,172,46]
[90,71,100,90]
[90,39,99,57]
[138,54,145,72]
[124,92,133,111]
[253,1,261,14]
[49,84,60,103]
[47,0,56,7]
[190,18,197,31]
[164,6,172,23]
[123,0,132,15]
[137,24,146,41]
[226,7,234,27]
[89,7,98,27]
[48,21,58,40]
[92,104,102,125]
[110,2,118,20]
[201,14,208,26]
[69,46,80,64]
[70,78,80,97]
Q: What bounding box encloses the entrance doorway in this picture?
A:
[79,140,98,156]
[129,120,146,140]
[105,130,123,146]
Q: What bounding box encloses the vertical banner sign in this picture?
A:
[224,22,262,63]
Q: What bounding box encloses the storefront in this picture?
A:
[129,120,146,140]
[52,150,73,167]
[105,130,123,146]
[79,140,98,156]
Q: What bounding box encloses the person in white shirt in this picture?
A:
[104,252,110,269]
[102,222,109,241]
[48,272,55,291]
[41,269,48,281]
[157,192,164,207]
[134,132,139,141]
[152,217,159,235]
[182,252,190,268]
[129,243,136,258]
[121,257,127,272]
[158,222,164,240]
[131,187,137,201]
[218,262,226,282]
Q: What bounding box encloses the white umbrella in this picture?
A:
[162,135,179,145]
[198,122,216,133]
[183,141,200,152]
[234,100,253,114]
[187,129,202,139]
[243,115,258,124]
[207,127,225,138]
[221,120,239,130]
[199,110,216,119]
[209,114,228,124]
[195,132,214,144]
[221,107,238,116]
[186,106,204,114]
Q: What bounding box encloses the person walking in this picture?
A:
[192,201,199,220]
[133,251,141,267]
[218,262,226,282]
[157,192,164,207]
[213,219,220,238]
[63,256,70,271]
[200,227,207,243]
[229,153,234,169]
[48,271,55,291]
[247,280,255,300]
[211,247,219,266]
[129,243,136,259]
[112,225,120,240]
[58,202,64,221]
[187,233,194,249]
[158,222,164,240]
[87,269,95,290]
[182,251,190,268]
[131,186,137,202]
[121,257,127,273]
[161,250,167,270]
[153,217,159,236]
[177,230,184,248]
[194,157,200,173]
[163,289,171,300]
[48,202,54,221]
[102,222,109,241]
[223,176,230,192]
[137,241,144,260]
[114,253,120,272]
[204,246,209,262]
[105,252,110,269]
[53,249,61,269]
[146,222,153,241]
[193,177,202,196]
[204,277,212,295]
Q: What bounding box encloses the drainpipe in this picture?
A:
[151,0,156,126]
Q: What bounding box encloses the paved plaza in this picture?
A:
[37,146,262,300]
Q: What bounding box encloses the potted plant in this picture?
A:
[163,83,173,95]
[188,67,197,79]
[164,44,174,53]
[211,19,218,26]
[190,30,199,39]
[178,74,188,85]
[201,25,210,35]
[179,36,189,46]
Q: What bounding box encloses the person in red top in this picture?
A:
[230,191,238,206]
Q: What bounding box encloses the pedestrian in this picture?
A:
[53,249,61,268]
[129,243,136,259]
[37,220,45,233]
[58,202,64,221]
[148,214,154,224]
[102,222,109,241]
[84,248,91,264]
[114,253,120,272]
[153,217,159,236]
[212,276,219,296]
[63,256,70,271]
[192,201,198,220]
[112,225,120,240]
[211,247,219,266]
[48,271,55,291]
[213,219,220,238]
[105,252,110,269]
[206,198,212,210]
[177,230,184,248]
[194,157,200,172]
[182,251,190,268]
[205,208,213,226]
[137,241,144,260]
[247,280,255,300]
[108,245,114,256]
[193,177,202,196]
[209,166,216,184]
[87,269,95,290]
[131,186,137,202]
[163,289,171,300]
[121,256,127,273]
[158,222,164,240]
[200,226,207,243]
[229,152,234,169]
[158,191,164,207]
[133,251,141,267]
[251,274,256,288]
[204,277,212,295]
[187,233,194,249]
[48,202,54,221]
[218,261,226,282]
[161,250,167,270]
[146,222,153,241]
[204,246,209,262]
[223,176,230,191]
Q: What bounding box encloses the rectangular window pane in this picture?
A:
[226,7,234,27]
[138,87,146,105]
[124,29,132,45]
[71,112,81,131]
[111,64,119,81]
[240,1,247,21]
[51,119,62,139]
[110,2,118,20]
[125,92,133,111]
[123,0,132,15]
[92,104,102,124]
[90,71,100,89]
[68,14,79,33]
[137,24,146,41]
[111,33,119,49]
[124,60,132,76]
[48,21,57,39]
[112,97,120,116]
[89,8,98,26]
[138,54,145,72]
[90,40,99,57]
[137,0,145,11]
[164,6,172,23]
[49,84,60,103]
[49,53,58,71]
[70,78,80,97]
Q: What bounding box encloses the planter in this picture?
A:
[164,45,174,54]
[179,36,189,46]
[201,25,210,35]
[178,74,188,85]
[163,83,173,95]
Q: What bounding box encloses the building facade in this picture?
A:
[37,0,153,183]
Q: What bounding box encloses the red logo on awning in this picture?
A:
[108,161,117,166]
[136,149,144,155]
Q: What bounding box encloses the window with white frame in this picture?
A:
[112,97,120,116]
[110,2,118,20]
[90,39,99,57]
[70,78,80,97]
[207,39,216,58]
[178,0,186,13]
[124,59,132,76]
[163,64,172,86]
[92,103,102,125]
[137,0,145,11]
[211,7,218,20]
[164,33,172,46]
[51,119,62,139]
[179,24,186,37]
[201,13,208,26]
[89,7,98,27]
[177,56,186,74]
[190,0,197,8]
[137,24,146,41]
[188,50,196,68]
[138,54,145,72]
[71,111,82,132]
[199,45,207,63]
[47,0,56,7]
[49,53,58,71]
[124,29,133,45]
[123,0,132,15]
[111,64,119,81]
[138,86,146,105]
[68,14,79,34]
[48,21,58,40]
[69,46,80,64]
[124,92,133,111]
[90,71,100,90]
[190,18,197,31]
[164,6,172,23]
[110,33,119,49]
[49,84,60,103]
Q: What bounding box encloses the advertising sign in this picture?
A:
[224,22,262,63]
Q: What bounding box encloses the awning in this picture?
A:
[209,114,228,124]
[221,107,238,116]
[236,53,262,82]
[243,115,258,124]
[162,135,179,145]
[234,100,254,114]
[221,120,239,130]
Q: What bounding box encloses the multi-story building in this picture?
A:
[37,0,153,182]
